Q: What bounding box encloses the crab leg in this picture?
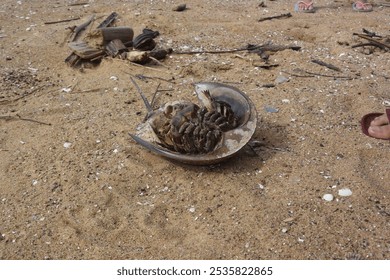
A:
[130,77,153,113]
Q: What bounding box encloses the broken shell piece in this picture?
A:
[127,51,150,64]
[338,188,352,197]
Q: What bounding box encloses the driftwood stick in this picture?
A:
[174,43,300,55]
[68,1,90,6]
[283,70,354,80]
[174,47,248,55]
[352,43,379,48]
[258,12,292,22]
[0,114,52,126]
[311,59,341,72]
[134,74,175,83]
[44,17,80,25]
[70,15,95,42]
[353,33,390,50]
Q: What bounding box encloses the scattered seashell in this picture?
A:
[322,193,334,202]
[63,142,72,148]
[338,188,352,197]
[275,75,289,84]
[61,87,72,93]
[264,106,279,113]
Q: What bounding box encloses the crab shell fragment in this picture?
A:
[130,82,257,165]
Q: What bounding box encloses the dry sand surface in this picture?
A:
[0,0,389,260]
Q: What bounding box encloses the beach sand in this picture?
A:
[0,0,389,259]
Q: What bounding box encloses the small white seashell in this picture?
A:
[61,87,72,93]
[322,194,334,202]
[110,76,118,81]
[63,142,72,148]
[338,188,352,197]
[189,206,196,213]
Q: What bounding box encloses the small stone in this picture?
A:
[32,180,38,186]
[322,193,334,202]
[173,4,187,11]
[189,206,195,213]
[281,228,288,233]
[338,188,352,197]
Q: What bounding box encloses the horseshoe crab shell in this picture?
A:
[130,82,257,165]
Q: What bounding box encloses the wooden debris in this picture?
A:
[311,59,341,72]
[70,15,95,42]
[0,114,52,126]
[68,1,90,6]
[174,43,300,55]
[68,41,104,59]
[352,32,390,51]
[65,41,104,66]
[282,69,354,80]
[44,17,80,25]
[97,12,118,29]
[252,62,279,69]
[258,12,292,22]
[105,39,127,58]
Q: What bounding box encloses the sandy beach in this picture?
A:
[0,0,389,259]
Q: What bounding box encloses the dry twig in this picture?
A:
[258,13,292,22]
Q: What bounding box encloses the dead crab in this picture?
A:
[129,79,257,165]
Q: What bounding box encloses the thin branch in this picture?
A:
[44,17,80,25]
[282,70,354,80]
[134,74,175,83]
[130,76,153,113]
[258,12,292,22]
[150,83,161,109]
[311,59,341,72]
[0,114,52,126]
[70,15,95,42]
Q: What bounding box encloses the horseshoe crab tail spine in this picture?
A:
[130,76,153,113]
